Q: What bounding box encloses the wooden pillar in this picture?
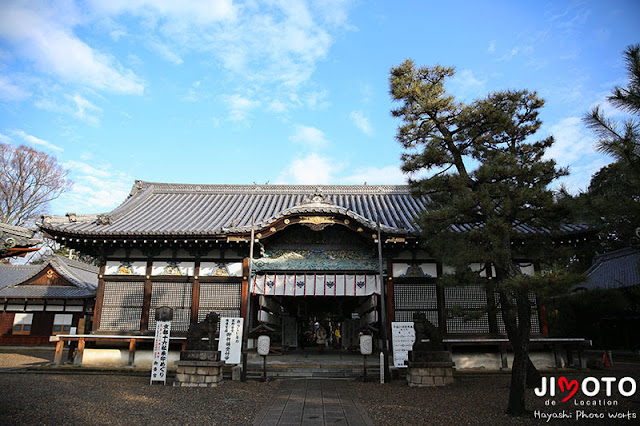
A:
[486,286,499,334]
[500,345,509,370]
[386,259,395,324]
[191,262,201,328]
[54,339,64,365]
[240,257,249,320]
[93,264,106,332]
[436,262,447,333]
[128,338,137,366]
[539,305,549,337]
[74,337,85,366]
[141,260,153,331]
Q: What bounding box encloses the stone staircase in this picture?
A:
[244,351,382,379]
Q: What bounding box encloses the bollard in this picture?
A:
[380,351,384,384]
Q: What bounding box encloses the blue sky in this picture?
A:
[1,0,639,216]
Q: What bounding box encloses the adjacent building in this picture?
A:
[0,255,98,345]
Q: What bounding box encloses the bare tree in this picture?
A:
[0,144,73,226]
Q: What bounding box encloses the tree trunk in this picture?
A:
[508,345,528,415]
[500,289,534,416]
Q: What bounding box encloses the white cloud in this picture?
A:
[0,75,30,101]
[70,94,102,125]
[555,157,610,194]
[151,41,184,65]
[9,129,64,152]
[86,0,346,91]
[62,160,113,178]
[54,160,133,214]
[224,93,260,123]
[277,152,343,184]
[290,125,329,148]
[34,94,103,125]
[0,2,145,95]
[340,165,407,185]
[544,117,595,165]
[303,90,330,110]
[349,110,373,136]
[497,47,520,62]
[89,0,236,24]
[449,69,486,100]
[487,40,496,53]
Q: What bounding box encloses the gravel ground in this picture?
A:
[346,366,640,425]
[1,349,639,425]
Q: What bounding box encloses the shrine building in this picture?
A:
[38,181,591,368]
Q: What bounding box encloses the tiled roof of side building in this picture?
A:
[576,247,640,291]
[38,181,593,238]
[0,255,98,298]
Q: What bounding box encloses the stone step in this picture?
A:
[245,365,380,378]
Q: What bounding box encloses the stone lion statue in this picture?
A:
[413,311,444,351]
[186,312,219,351]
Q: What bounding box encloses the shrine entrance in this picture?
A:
[256,290,380,353]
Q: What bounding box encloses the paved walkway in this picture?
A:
[253,379,374,426]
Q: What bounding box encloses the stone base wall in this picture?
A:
[406,366,454,387]
[173,360,224,388]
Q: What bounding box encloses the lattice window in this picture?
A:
[148,282,193,333]
[393,283,439,327]
[198,282,242,329]
[100,282,144,331]
[495,292,541,334]
[444,285,490,334]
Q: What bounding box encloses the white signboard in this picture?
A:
[391,322,415,368]
[218,317,243,364]
[150,320,171,384]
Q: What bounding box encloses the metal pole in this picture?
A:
[241,215,255,382]
[377,220,391,381]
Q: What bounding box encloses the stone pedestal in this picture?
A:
[406,351,455,387]
[173,360,225,387]
[174,350,224,387]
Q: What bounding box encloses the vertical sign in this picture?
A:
[150,320,171,385]
[391,322,415,368]
[218,317,244,364]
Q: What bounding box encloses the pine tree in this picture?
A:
[390,60,576,415]
[582,44,640,248]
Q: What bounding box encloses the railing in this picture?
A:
[49,334,188,366]
[440,337,592,369]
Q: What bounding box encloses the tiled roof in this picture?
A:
[0,255,98,299]
[0,286,95,298]
[39,181,592,238]
[0,265,40,290]
[40,181,425,236]
[576,248,640,290]
[0,223,43,256]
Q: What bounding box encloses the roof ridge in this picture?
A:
[135,181,412,194]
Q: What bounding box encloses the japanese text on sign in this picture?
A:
[150,321,171,384]
[391,322,415,368]
[217,317,243,364]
